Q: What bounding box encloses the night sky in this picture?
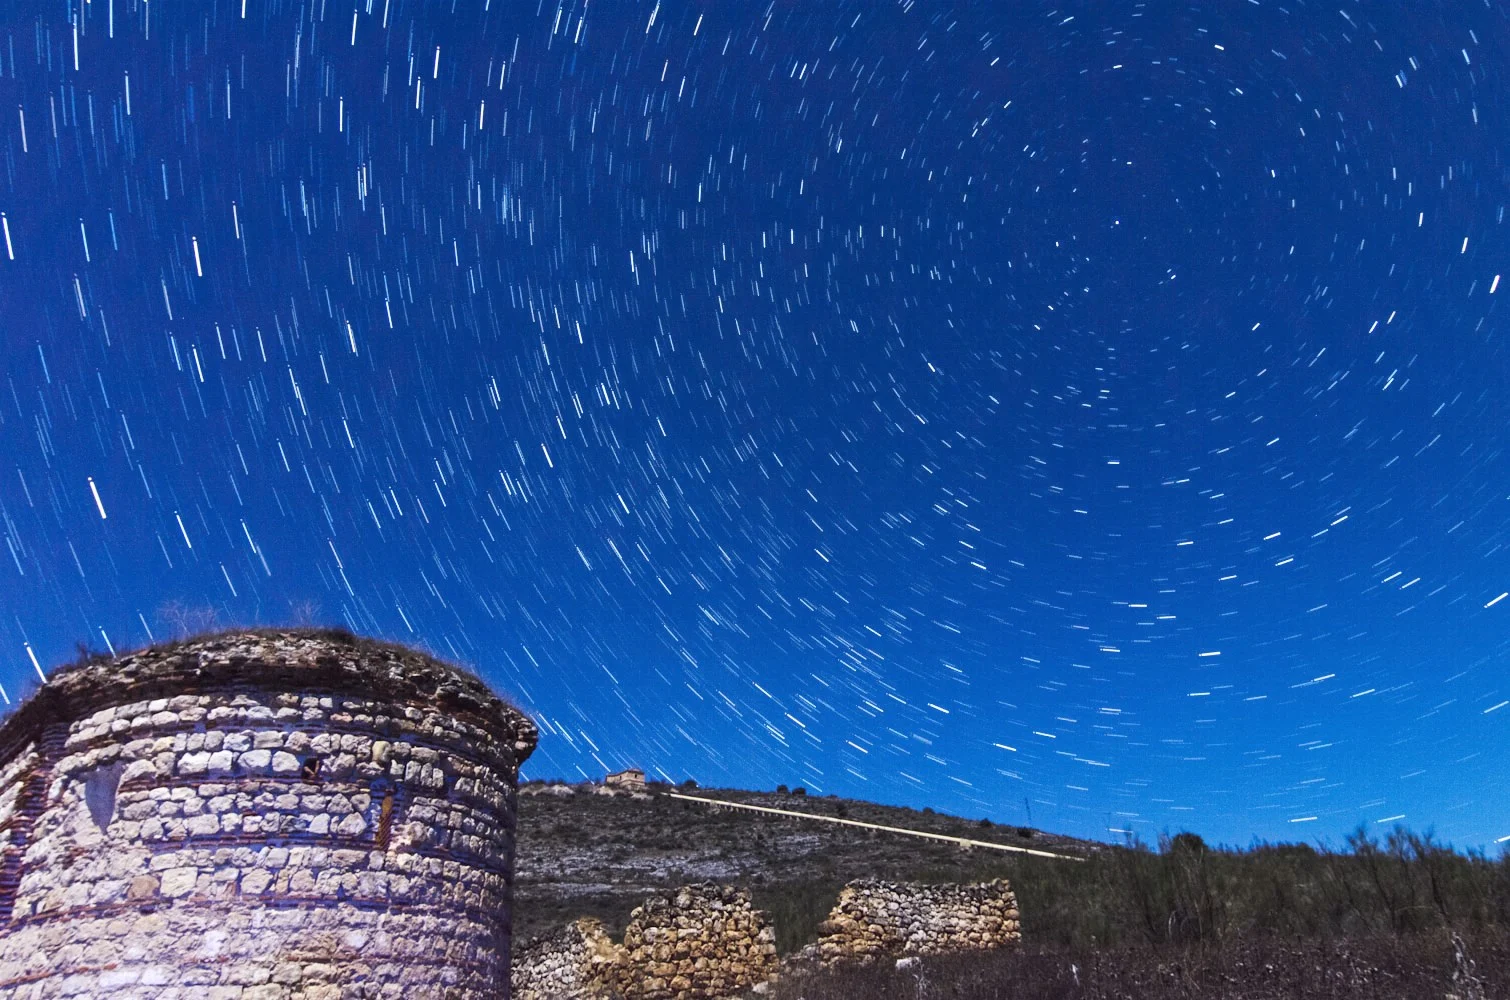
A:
[1,0,1507,850]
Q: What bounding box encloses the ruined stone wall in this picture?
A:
[618,884,778,999]
[511,918,624,999]
[813,878,1020,964]
[512,884,778,1000]
[0,630,536,1000]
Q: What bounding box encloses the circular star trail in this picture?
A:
[1,1,1507,847]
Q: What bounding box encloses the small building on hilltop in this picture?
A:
[0,628,537,999]
[604,767,646,790]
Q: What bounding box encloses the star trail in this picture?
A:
[1,0,1507,849]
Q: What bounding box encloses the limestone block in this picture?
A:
[160,867,198,898]
[327,752,358,778]
[140,965,174,987]
[127,874,160,900]
[186,814,220,837]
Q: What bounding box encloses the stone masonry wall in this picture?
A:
[0,745,40,926]
[512,884,778,1000]
[811,878,1020,964]
[618,884,778,999]
[0,630,537,1000]
[510,918,625,999]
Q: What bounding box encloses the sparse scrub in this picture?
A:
[515,785,1510,965]
[763,933,1510,999]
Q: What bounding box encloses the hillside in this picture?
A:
[514,778,1510,986]
[511,780,1097,950]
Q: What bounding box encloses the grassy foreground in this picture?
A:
[764,933,1508,999]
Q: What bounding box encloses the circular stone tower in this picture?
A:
[0,629,537,999]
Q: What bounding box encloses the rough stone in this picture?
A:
[160,867,199,898]
[515,877,1022,999]
[805,878,1021,965]
[0,629,537,999]
[513,884,778,1000]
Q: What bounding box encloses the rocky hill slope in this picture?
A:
[511,780,1097,950]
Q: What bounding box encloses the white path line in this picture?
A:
[665,792,1086,862]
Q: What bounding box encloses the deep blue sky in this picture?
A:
[1,0,1507,850]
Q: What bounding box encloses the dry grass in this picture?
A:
[53,622,505,702]
[763,932,1510,999]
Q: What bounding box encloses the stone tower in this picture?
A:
[0,629,537,999]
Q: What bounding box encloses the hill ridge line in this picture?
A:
[664,791,1086,862]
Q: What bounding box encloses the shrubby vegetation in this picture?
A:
[516,781,1508,965]
[763,825,1510,998]
[750,824,1510,957]
[1004,826,1510,949]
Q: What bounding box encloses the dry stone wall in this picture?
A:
[0,629,537,1000]
[618,884,779,999]
[811,878,1020,964]
[512,884,778,1000]
[511,918,624,998]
